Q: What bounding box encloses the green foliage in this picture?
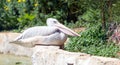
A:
[0,0,120,31]
[81,9,100,23]
[65,23,120,57]
[112,1,120,22]
[17,13,35,28]
[0,11,18,30]
[0,0,69,31]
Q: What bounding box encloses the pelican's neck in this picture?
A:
[60,33,67,40]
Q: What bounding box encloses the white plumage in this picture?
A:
[13,18,79,47]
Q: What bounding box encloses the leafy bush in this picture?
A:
[65,23,120,57]
[0,1,106,30]
[112,1,120,23]
[0,0,68,31]
[0,0,120,32]
[17,13,36,29]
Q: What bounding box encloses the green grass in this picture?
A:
[0,54,32,65]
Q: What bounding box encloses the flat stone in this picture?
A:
[32,46,120,65]
[0,32,33,56]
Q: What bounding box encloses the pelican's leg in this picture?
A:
[59,45,64,49]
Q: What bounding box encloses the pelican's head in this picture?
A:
[47,18,60,26]
[46,18,80,36]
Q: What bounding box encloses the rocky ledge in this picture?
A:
[32,46,120,65]
[0,32,120,65]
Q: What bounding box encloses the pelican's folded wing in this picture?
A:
[14,26,58,41]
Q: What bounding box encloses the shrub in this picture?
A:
[0,0,68,31]
[0,0,107,31]
[65,23,120,57]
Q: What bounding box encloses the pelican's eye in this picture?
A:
[53,21,57,23]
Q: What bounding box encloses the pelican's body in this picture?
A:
[13,18,79,47]
[15,26,61,40]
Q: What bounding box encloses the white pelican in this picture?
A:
[12,18,79,48]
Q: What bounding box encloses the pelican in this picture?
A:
[12,18,79,48]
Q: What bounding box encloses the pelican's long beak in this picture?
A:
[54,22,80,36]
